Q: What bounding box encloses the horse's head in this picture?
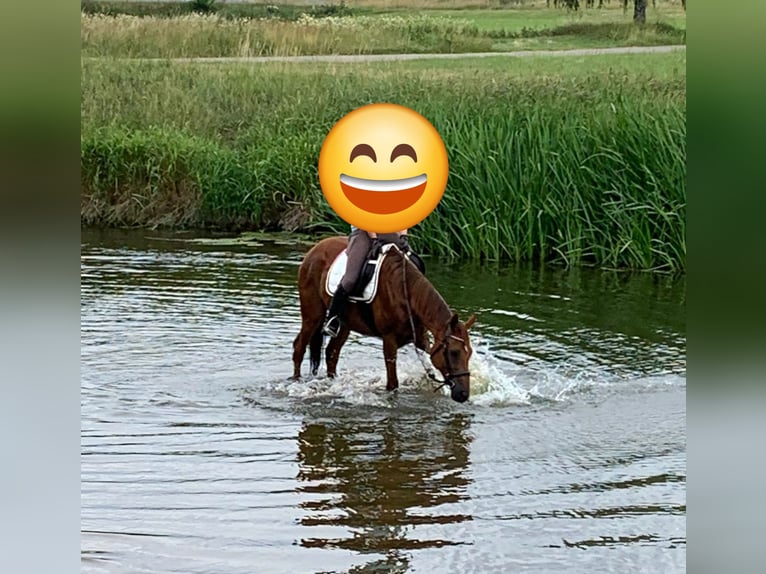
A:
[430,313,477,403]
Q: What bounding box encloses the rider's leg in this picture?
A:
[322,284,348,338]
[323,230,371,337]
[340,229,371,295]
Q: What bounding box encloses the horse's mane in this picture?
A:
[389,254,453,333]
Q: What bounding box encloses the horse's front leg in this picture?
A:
[383,335,399,391]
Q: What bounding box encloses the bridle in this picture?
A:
[399,246,471,392]
[427,331,471,392]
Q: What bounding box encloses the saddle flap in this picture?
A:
[326,243,397,303]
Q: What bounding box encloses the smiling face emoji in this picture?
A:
[319,103,448,233]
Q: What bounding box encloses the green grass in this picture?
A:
[80,1,357,19]
[81,13,494,58]
[399,50,686,81]
[488,21,684,51]
[81,53,686,271]
[80,1,686,59]
[424,4,687,33]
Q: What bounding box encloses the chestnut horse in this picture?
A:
[292,236,476,402]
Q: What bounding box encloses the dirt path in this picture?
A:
[125,45,685,64]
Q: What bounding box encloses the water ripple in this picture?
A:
[81,230,685,574]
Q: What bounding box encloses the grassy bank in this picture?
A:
[81,1,685,58]
[81,1,353,19]
[81,13,492,57]
[81,53,686,271]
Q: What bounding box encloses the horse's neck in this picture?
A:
[407,271,452,335]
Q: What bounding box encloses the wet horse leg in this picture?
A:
[292,267,327,379]
[308,327,324,375]
[325,326,350,378]
[383,335,399,391]
[292,327,310,380]
[292,316,322,379]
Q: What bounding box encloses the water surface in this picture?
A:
[81,229,685,573]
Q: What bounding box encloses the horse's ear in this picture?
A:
[450,313,459,328]
[464,314,477,331]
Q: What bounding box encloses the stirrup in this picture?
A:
[323,316,341,338]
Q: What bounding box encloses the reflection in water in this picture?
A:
[296,412,473,572]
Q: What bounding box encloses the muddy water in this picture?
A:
[81,229,686,573]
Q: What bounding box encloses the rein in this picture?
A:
[399,248,470,393]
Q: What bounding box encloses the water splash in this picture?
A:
[256,336,684,411]
[257,342,533,409]
[464,350,531,407]
[461,339,683,407]
[262,373,395,408]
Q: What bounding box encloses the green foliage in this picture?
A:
[310,1,354,18]
[417,101,686,271]
[82,1,189,17]
[190,0,216,15]
[80,12,491,58]
[80,127,315,229]
[81,56,686,271]
[494,21,685,43]
[80,1,355,20]
[80,6,685,59]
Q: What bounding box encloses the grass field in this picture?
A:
[81,1,686,58]
[81,52,686,271]
[387,4,687,33]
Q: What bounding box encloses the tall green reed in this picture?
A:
[81,58,685,270]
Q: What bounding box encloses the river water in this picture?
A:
[81,228,686,573]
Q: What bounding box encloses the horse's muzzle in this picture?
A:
[451,387,469,403]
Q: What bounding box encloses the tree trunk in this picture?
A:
[634,0,647,23]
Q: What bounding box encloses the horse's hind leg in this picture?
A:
[309,327,324,376]
[292,327,310,380]
[293,318,321,379]
[293,275,326,379]
[326,326,350,378]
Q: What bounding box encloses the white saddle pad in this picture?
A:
[326,243,398,303]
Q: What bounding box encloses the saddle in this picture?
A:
[326,243,426,304]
